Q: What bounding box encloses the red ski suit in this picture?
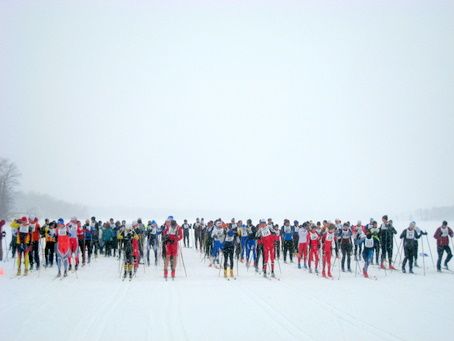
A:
[322,231,335,275]
[162,225,183,278]
[308,231,320,269]
[258,225,278,273]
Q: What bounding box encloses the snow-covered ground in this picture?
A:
[1,221,453,341]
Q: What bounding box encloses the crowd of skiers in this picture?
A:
[1,215,453,280]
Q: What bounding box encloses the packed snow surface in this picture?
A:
[1,222,453,341]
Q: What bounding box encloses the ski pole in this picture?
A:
[218,251,223,277]
[421,234,426,276]
[393,239,402,265]
[179,243,187,278]
[424,234,435,270]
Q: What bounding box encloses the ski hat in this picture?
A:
[167,216,174,221]
[294,220,299,225]
[215,220,222,227]
[409,221,416,228]
[171,220,177,227]
[0,219,5,227]
[259,219,266,224]
[20,216,28,224]
[442,221,448,226]
[57,218,65,225]
[71,216,77,222]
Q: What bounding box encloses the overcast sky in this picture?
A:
[1,0,453,220]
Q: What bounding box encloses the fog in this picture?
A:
[1,0,453,221]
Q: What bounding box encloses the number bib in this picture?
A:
[19,225,29,233]
[365,238,374,248]
[261,227,271,237]
[406,230,415,239]
[310,232,318,241]
[326,233,334,242]
[441,228,449,237]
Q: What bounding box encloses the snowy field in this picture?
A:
[1,221,454,341]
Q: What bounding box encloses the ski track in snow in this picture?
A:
[2,225,454,341]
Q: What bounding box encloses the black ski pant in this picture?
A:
[223,244,234,270]
[437,245,453,270]
[29,241,40,269]
[381,240,393,264]
[341,243,352,271]
[45,241,55,266]
[78,239,86,264]
[183,230,189,247]
[283,240,293,262]
[255,244,263,269]
[402,244,416,271]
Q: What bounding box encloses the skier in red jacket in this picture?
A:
[321,224,335,278]
[434,221,454,272]
[308,225,321,274]
[256,219,277,278]
[162,218,183,280]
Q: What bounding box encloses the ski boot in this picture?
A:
[263,271,267,278]
[304,263,308,269]
[75,263,78,271]
[224,269,228,278]
[443,264,449,270]
[322,270,327,278]
[64,270,68,277]
[328,271,333,278]
[315,268,319,275]
[24,268,28,276]
[379,262,386,270]
[388,264,397,270]
[402,267,406,273]
[298,263,301,269]
[363,268,369,278]
[57,271,61,278]
[271,272,276,278]
[414,260,419,268]
[68,264,72,271]
[409,268,414,274]
[129,271,133,279]
[348,268,352,273]
[308,267,313,273]
[16,268,21,276]
[123,271,127,280]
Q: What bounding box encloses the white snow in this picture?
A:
[1,221,453,341]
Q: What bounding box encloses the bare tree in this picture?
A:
[0,158,21,219]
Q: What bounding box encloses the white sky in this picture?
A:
[1,0,453,220]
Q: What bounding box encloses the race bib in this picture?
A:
[406,230,415,239]
[365,238,374,248]
[261,228,271,237]
[441,228,449,237]
[284,226,291,234]
[310,232,318,241]
[326,233,334,242]
[19,225,29,233]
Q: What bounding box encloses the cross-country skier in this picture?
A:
[434,221,453,272]
[360,229,375,278]
[308,225,321,274]
[281,219,294,263]
[162,219,183,280]
[28,216,41,271]
[222,221,237,278]
[338,223,353,272]
[44,221,57,267]
[56,218,70,277]
[367,220,380,265]
[146,220,161,266]
[67,217,80,271]
[239,221,249,262]
[182,219,191,247]
[120,224,135,280]
[352,221,365,261]
[210,220,224,267]
[245,219,257,270]
[193,218,202,251]
[400,221,425,274]
[297,222,309,269]
[379,215,397,270]
[14,217,31,275]
[321,224,335,278]
[256,219,277,278]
